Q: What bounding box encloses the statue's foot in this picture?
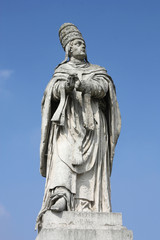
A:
[51,197,67,212]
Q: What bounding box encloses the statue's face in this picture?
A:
[70,39,86,60]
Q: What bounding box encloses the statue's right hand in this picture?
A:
[65,74,77,92]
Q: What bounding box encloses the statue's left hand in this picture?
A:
[76,80,91,94]
[75,79,81,89]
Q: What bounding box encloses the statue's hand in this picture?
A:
[75,79,81,89]
[65,74,80,92]
[65,74,77,92]
[76,81,91,94]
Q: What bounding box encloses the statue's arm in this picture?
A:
[52,74,76,100]
[76,75,108,98]
[90,75,108,98]
[52,80,66,100]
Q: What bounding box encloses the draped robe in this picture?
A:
[36,61,121,226]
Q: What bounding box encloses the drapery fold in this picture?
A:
[36,62,121,229]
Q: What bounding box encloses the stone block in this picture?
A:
[36,211,133,240]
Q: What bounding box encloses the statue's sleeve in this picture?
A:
[52,72,68,100]
[80,74,108,98]
[89,75,108,98]
[52,80,66,100]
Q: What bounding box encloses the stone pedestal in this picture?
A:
[36,211,133,240]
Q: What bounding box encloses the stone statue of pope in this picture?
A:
[36,23,121,228]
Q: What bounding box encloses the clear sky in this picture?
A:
[0,0,160,239]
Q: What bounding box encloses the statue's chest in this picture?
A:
[67,68,92,83]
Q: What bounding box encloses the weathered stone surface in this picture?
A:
[36,211,133,240]
[36,23,121,226]
[35,23,132,240]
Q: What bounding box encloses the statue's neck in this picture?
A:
[69,56,86,65]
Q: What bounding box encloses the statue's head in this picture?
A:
[59,23,88,63]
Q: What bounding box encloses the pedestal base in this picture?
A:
[36,211,133,240]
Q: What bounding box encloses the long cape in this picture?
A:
[40,63,121,177]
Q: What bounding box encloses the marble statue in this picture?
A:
[36,23,121,228]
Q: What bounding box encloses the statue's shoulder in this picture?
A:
[89,63,114,85]
[89,63,107,73]
[44,63,69,92]
[54,62,71,73]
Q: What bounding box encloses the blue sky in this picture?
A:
[0,0,160,239]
